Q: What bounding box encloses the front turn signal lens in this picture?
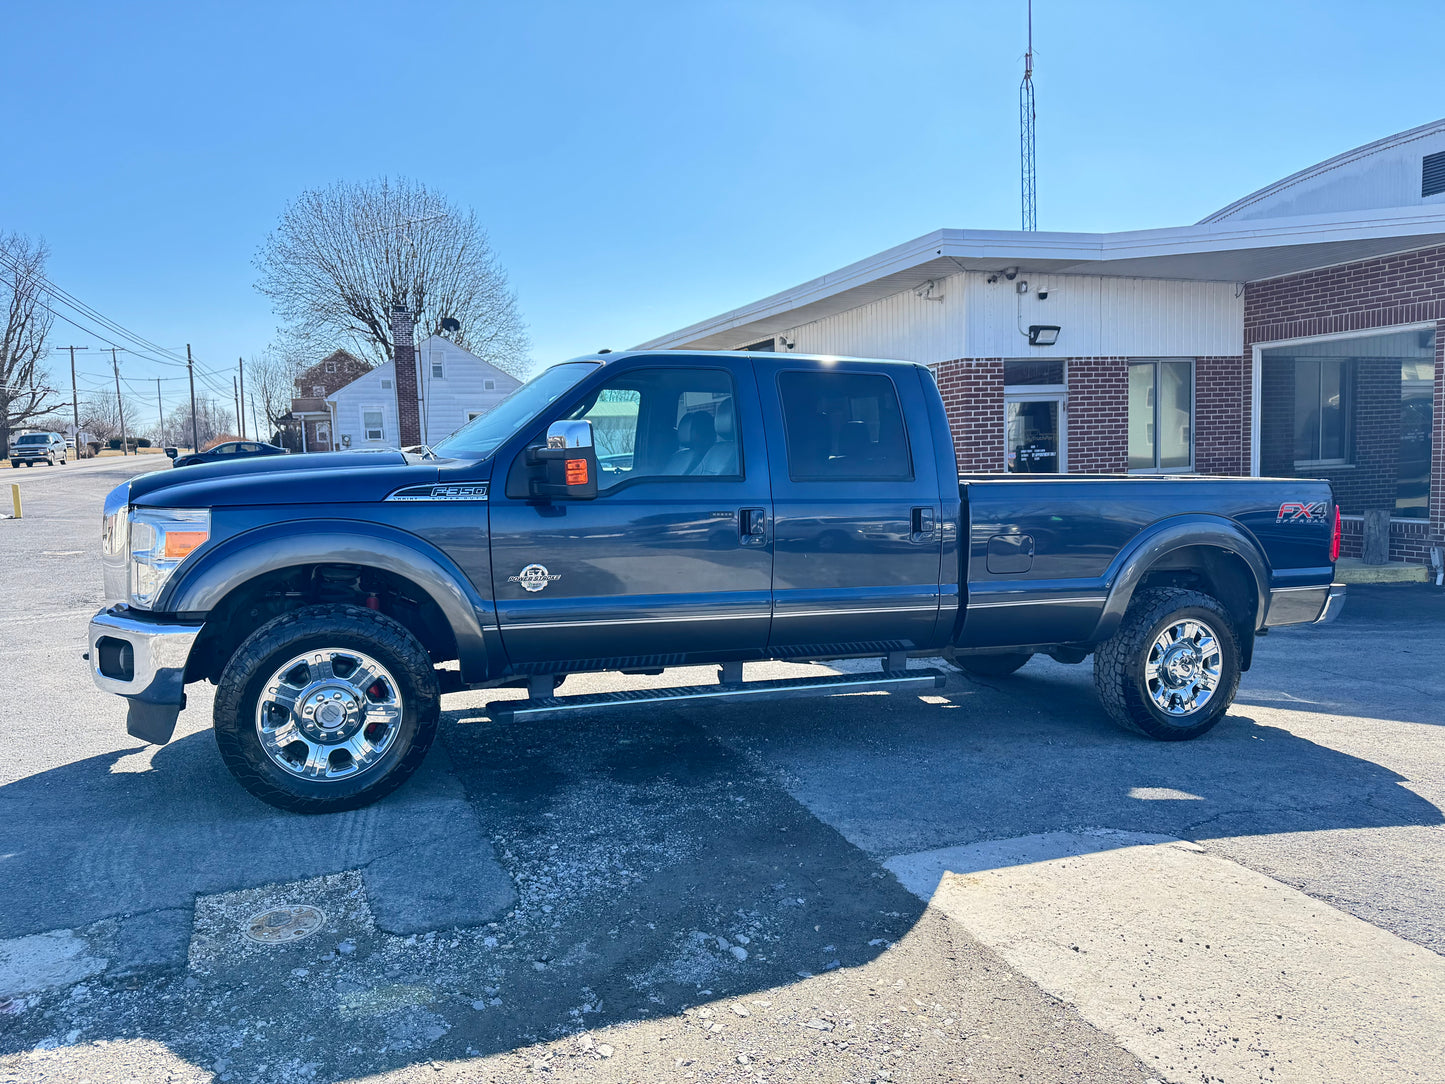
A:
[164,531,209,559]
[565,458,589,486]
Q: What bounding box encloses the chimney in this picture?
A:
[390,305,422,447]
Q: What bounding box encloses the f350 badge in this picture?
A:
[509,564,561,592]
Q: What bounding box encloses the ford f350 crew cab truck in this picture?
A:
[88,352,1345,813]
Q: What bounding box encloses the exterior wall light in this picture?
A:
[1027,324,1061,347]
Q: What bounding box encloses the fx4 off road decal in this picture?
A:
[1277,501,1328,523]
[509,564,561,592]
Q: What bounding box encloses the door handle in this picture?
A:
[910,506,936,543]
[740,508,767,546]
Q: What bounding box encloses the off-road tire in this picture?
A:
[956,652,1033,678]
[214,603,440,813]
[1093,587,1240,741]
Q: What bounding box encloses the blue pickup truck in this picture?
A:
[89,352,1344,813]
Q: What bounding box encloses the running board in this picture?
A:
[485,668,946,724]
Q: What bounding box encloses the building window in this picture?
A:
[430,349,444,380]
[312,385,326,397]
[1291,358,1350,466]
[467,411,484,422]
[382,379,393,390]
[1128,360,1193,472]
[325,360,337,374]
[1260,327,1435,519]
[1003,359,1066,389]
[363,408,385,442]
[484,379,495,391]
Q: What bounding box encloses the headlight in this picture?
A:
[127,508,211,610]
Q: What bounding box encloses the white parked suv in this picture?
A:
[10,431,68,467]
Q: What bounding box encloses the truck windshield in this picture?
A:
[16,435,47,444]
[432,361,601,460]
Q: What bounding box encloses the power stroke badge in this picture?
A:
[509,564,561,593]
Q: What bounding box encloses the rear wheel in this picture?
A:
[955,652,1032,678]
[214,604,439,813]
[1093,587,1239,740]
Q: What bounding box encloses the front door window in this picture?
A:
[1006,398,1064,473]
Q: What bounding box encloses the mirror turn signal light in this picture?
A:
[565,459,589,486]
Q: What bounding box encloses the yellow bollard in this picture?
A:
[9,483,19,519]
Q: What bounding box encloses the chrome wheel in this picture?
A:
[254,649,403,780]
[1144,619,1221,717]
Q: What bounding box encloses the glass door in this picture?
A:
[1005,396,1066,473]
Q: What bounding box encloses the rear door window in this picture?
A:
[777,371,913,481]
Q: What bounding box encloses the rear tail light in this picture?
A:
[1330,505,1342,563]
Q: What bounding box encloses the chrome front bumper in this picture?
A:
[88,608,203,744]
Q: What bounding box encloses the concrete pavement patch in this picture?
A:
[890,831,1445,1083]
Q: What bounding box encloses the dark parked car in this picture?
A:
[168,441,287,468]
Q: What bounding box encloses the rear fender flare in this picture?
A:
[1092,516,1270,644]
[160,521,498,682]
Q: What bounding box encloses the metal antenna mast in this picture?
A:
[1020,0,1037,231]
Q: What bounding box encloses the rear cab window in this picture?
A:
[777,371,913,481]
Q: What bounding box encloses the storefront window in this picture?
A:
[1129,360,1193,471]
[1259,327,1436,519]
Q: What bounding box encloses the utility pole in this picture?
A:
[156,378,164,445]
[250,393,262,444]
[57,345,88,446]
[237,357,247,439]
[233,375,241,439]
[186,343,199,453]
[110,347,130,456]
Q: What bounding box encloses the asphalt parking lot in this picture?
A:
[1,459,1442,1083]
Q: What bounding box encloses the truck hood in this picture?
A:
[126,451,468,508]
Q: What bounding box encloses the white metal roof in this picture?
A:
[1201,117,1445,223]
[637,206,1445,351]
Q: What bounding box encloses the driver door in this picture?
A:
[487,358,774,668]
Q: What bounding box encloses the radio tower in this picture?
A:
[1020,0,1038,231]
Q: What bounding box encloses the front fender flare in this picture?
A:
[1091,516,1270,644]
[160,520,496,682]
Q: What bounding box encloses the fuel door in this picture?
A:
[985,533,1035,575]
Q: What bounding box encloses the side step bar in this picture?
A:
[485,667,946,724]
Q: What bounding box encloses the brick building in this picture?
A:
[281,349,371,452]
[639,119,1445,567]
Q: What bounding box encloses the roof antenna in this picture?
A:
[1020,0,1038,231]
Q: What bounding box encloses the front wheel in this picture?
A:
[1093,587,1240,741]
[214,604,440,813]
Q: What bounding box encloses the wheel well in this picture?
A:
[1134,545,1260,669]
[186,563,460,683]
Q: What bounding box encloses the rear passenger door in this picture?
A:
[757,361,943,654]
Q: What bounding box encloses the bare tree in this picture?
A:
[254,178,530,375]
[0,234,62,457]
[162,399,233,451]
[79,391,123,443]
[244,345,304,442]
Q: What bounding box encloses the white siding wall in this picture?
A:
[330,364,400,450]
[327,338,523,449]
[417,337,522,444]
[778,272,1242,362]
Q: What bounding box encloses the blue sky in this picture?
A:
[3,0,1443,411]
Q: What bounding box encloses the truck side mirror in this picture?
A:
[164,447,178,460]
[527,420,598,500]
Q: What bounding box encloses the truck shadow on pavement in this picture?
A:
[2,680,1440,1081]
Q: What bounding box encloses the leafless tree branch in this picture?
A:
[253,178,531,376]
[0,233,62,457]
